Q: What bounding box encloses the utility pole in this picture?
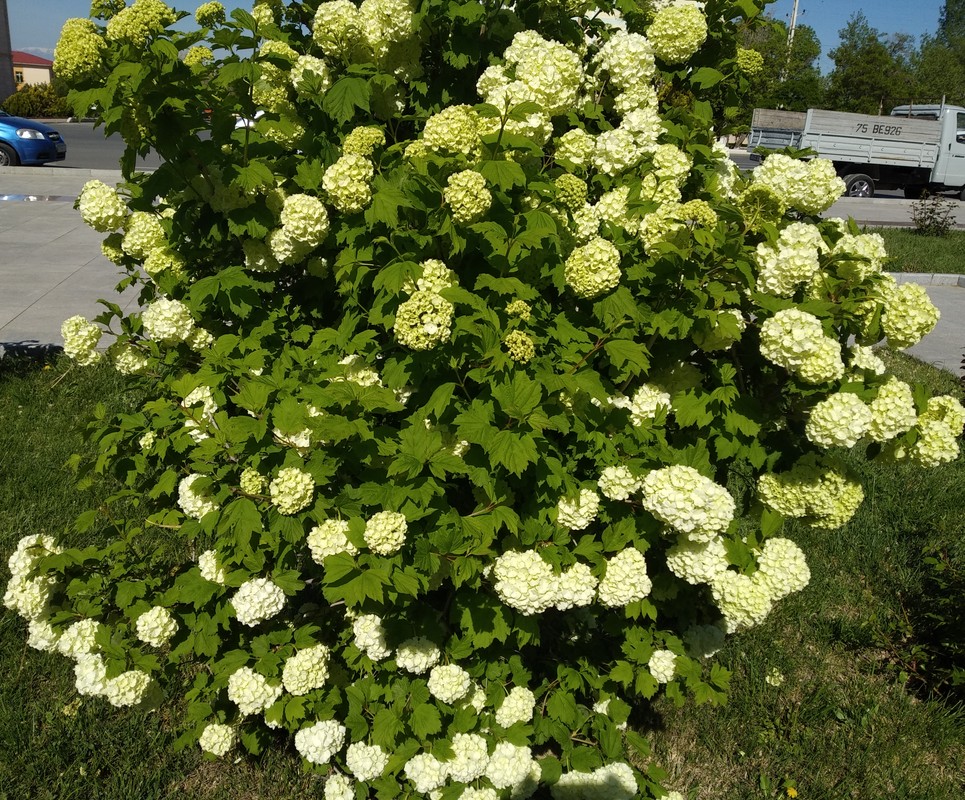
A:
[781,0,802,82]
[0,0,14,103]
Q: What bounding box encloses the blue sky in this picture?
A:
[765,0,946,71]
[7,0,950,72]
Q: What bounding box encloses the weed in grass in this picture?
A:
[910,191,957,238]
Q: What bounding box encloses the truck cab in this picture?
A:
[888,105,965,197]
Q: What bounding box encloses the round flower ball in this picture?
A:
[363,510,408,555]
[648,649,677,683]
[394,291,454,350]
[199,723,236,757]
[231,577,286,626]
[135,605,178,647]
[294,719,347,765]
[648,2,708,64]
[426,663,471,704]
[78,179,127,232]
[269,466,314,515]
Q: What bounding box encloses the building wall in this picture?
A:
[14,64,52,87]
[0,0,15,103]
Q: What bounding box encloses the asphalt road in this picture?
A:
[38,121,163,172]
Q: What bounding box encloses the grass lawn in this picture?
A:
[1,352,963,799]
[874,227,965,275]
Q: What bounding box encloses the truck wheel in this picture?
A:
[844,173,874,198]
[0,143,19,167]
[904,186,926,199]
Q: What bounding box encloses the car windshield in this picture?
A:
[0,110,9,117]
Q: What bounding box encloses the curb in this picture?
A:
[0,166,123,180]
[888,272,965,287]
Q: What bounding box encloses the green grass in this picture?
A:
[874,227,965,274]
[1,353,964,799]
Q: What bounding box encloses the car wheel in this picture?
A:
[0,143,19,167]
[844,173,874,198]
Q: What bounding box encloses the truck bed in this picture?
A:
[800,110,941,169]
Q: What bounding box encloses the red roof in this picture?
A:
[12,51,53,68]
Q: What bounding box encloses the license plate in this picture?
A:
[55,142,66,153]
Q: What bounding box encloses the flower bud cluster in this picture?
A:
[53,19,107,83]
[394,291,454,350]
[106,0,176,47]
[504,330,536,363]
[343,126,386,157]
[195,1,225,27]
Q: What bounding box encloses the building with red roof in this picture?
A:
[12,50,53,88]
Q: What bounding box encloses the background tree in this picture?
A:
[908,34,965,107]
[737,18,825,126]
[826,12,914,114]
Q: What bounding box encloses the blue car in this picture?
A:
[0,109,67,166]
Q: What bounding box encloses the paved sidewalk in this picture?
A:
[0,167,962,378]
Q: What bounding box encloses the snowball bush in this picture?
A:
[6,1,954,798]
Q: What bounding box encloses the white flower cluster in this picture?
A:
[346,741,389,781]
[177,473,219,520]
[3,534,60,622]
[628,384,672,426]
[122,211,166,259]
[271,194,330,265]
[394,290,454,350]
[111,343,150,374]
[848,343,886,376]
[556,488,601,530]
[564,237,622,298]
[232,577,286,626]
[199,723,236,757]
[323,153,374,214]
[833,232,887,282]
[880,282,940,349]
[555,562,598,610]
[805,392,873,449]
[598,465,641,501]
[647,1,708,63]
[61,315,102,366]
[312,0,364,59]
[597,547,652,607]
[404,753,449,794]
[363,510,408,554]
[757,454,865,529]
[449,732,490,783]
[495,686,536,727]
[269,466,314,515]
[183,384,217,442]
[648,649,677,683]
[135,605,177,647]
[665,536,729,585]
[552,762,637,800]
[902,395,965,467]
[641,465,735,541]
[759,308,844,384]
[57,618,100,658]
[493,550,558,614]
[445,170,492,224]
[406,258,456,294]
[27,619,59,652]
[353,613,392,661]
[710,571,773,632]
[291,54,332,96]
[307,518,358,562]
[478,30,583,118]
[294,719,347,765]
[103,669,154,707]
[556,128,596,169]
[78,179,127,231]
[427,663,471,704]
[227,666,282,715]
[755,222,826,296]
[198,549,226,583]
[283,643,330,695]
[753,154,845,215]
[142,298,195,344]
[595,31,656,100]
[755,537,810,600]
[868,378,917,441]
[422,104,480,155]
[324,774,355,800]
[485,741,540,791]
[395,636,441,674]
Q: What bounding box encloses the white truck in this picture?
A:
[749,104,965,199]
